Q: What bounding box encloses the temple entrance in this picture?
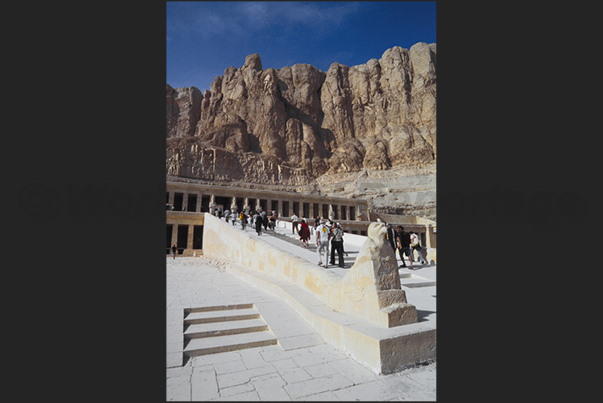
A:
[236,198,244,213]
[201,196,210,212]
[166,224,173,254]
[174,193,184,211]
[215,196,230,211]
[187,194,197,212]
[177,225,188,254]
[193,225,203,249]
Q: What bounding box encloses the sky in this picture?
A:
[166,1,436,92]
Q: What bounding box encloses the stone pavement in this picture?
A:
[167,256,436,401]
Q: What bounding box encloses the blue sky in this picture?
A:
[167,1,436,92]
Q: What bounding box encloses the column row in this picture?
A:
[166,190,361,221]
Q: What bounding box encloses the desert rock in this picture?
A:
[167,43,437,218]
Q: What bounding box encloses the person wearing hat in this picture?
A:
[315,219,331,268]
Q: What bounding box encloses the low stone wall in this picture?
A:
[201,213,435,373]
[203,213,346,311]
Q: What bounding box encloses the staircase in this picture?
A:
[183,304,277,359]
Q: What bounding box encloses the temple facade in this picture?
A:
[166,180,436,256]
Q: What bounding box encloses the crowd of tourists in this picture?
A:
[213,207,428,270]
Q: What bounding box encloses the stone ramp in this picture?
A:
[258,221,436,289]
[183,304,277,359]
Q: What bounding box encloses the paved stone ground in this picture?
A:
[167,257,436,401]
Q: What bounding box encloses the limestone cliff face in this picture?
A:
[166,42,436,217]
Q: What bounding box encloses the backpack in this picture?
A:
[333,228,343,242]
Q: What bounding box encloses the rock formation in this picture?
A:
[167,42,436,218]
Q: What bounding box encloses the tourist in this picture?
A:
[315,219,330,268]
[314,216,321,230]
[229,211,237,225]
[262,210,269,231]
[255,213,263,236]
[299,219,311,247]
[291,213,299,234]
[385,223,396,251]
[330,223,345,268]
[269,211,277,231]
[395,226,413,269]
[239,211,247,230]
[171,244,177,259]
[224,208,230,223]
[410,231,428,264]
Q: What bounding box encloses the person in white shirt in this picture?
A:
[291,214,299,234]
[410,231,428,264]
[315,219,331,268]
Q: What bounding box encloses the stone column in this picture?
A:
[277,200,283,217]
[187,224,194,253]
[171,224,178,249]
[336,204,341,221]
[168,191,175,210]
[328,204,335,221]
[243,197,250,213]
[231,196,237,212]
[425,224,436,249]
[182,193,188,212]
[209,194,216,215]
[196,193,202,213]
[255,198,261,212]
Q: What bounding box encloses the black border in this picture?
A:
[8,1,597,400]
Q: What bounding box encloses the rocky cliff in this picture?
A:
[167,42,436,218]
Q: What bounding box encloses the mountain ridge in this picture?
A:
[166,42,436,218]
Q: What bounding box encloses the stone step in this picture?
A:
[402,280,437,288]
[183,330,277,357]
[184,318,269,339]
[184,308,260,325]
[400,276,437,288]
[184,303,254,314]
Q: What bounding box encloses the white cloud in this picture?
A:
[168,2,362,39]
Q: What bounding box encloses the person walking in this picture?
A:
[330,223,345,268]
[230,211,237,225]
[314,216,321,230]
[410,231,428,264]
[224,208,230,223]
[255,213,263,236]
[171,244,177,259]
[395,226,413,269]
[239,211,247,230]
[269,211,277,231]
[291,213,299,234]
[315,219,330,268]
[385,223,396,252]
[262,210,269,231]
[299,219,311,247]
